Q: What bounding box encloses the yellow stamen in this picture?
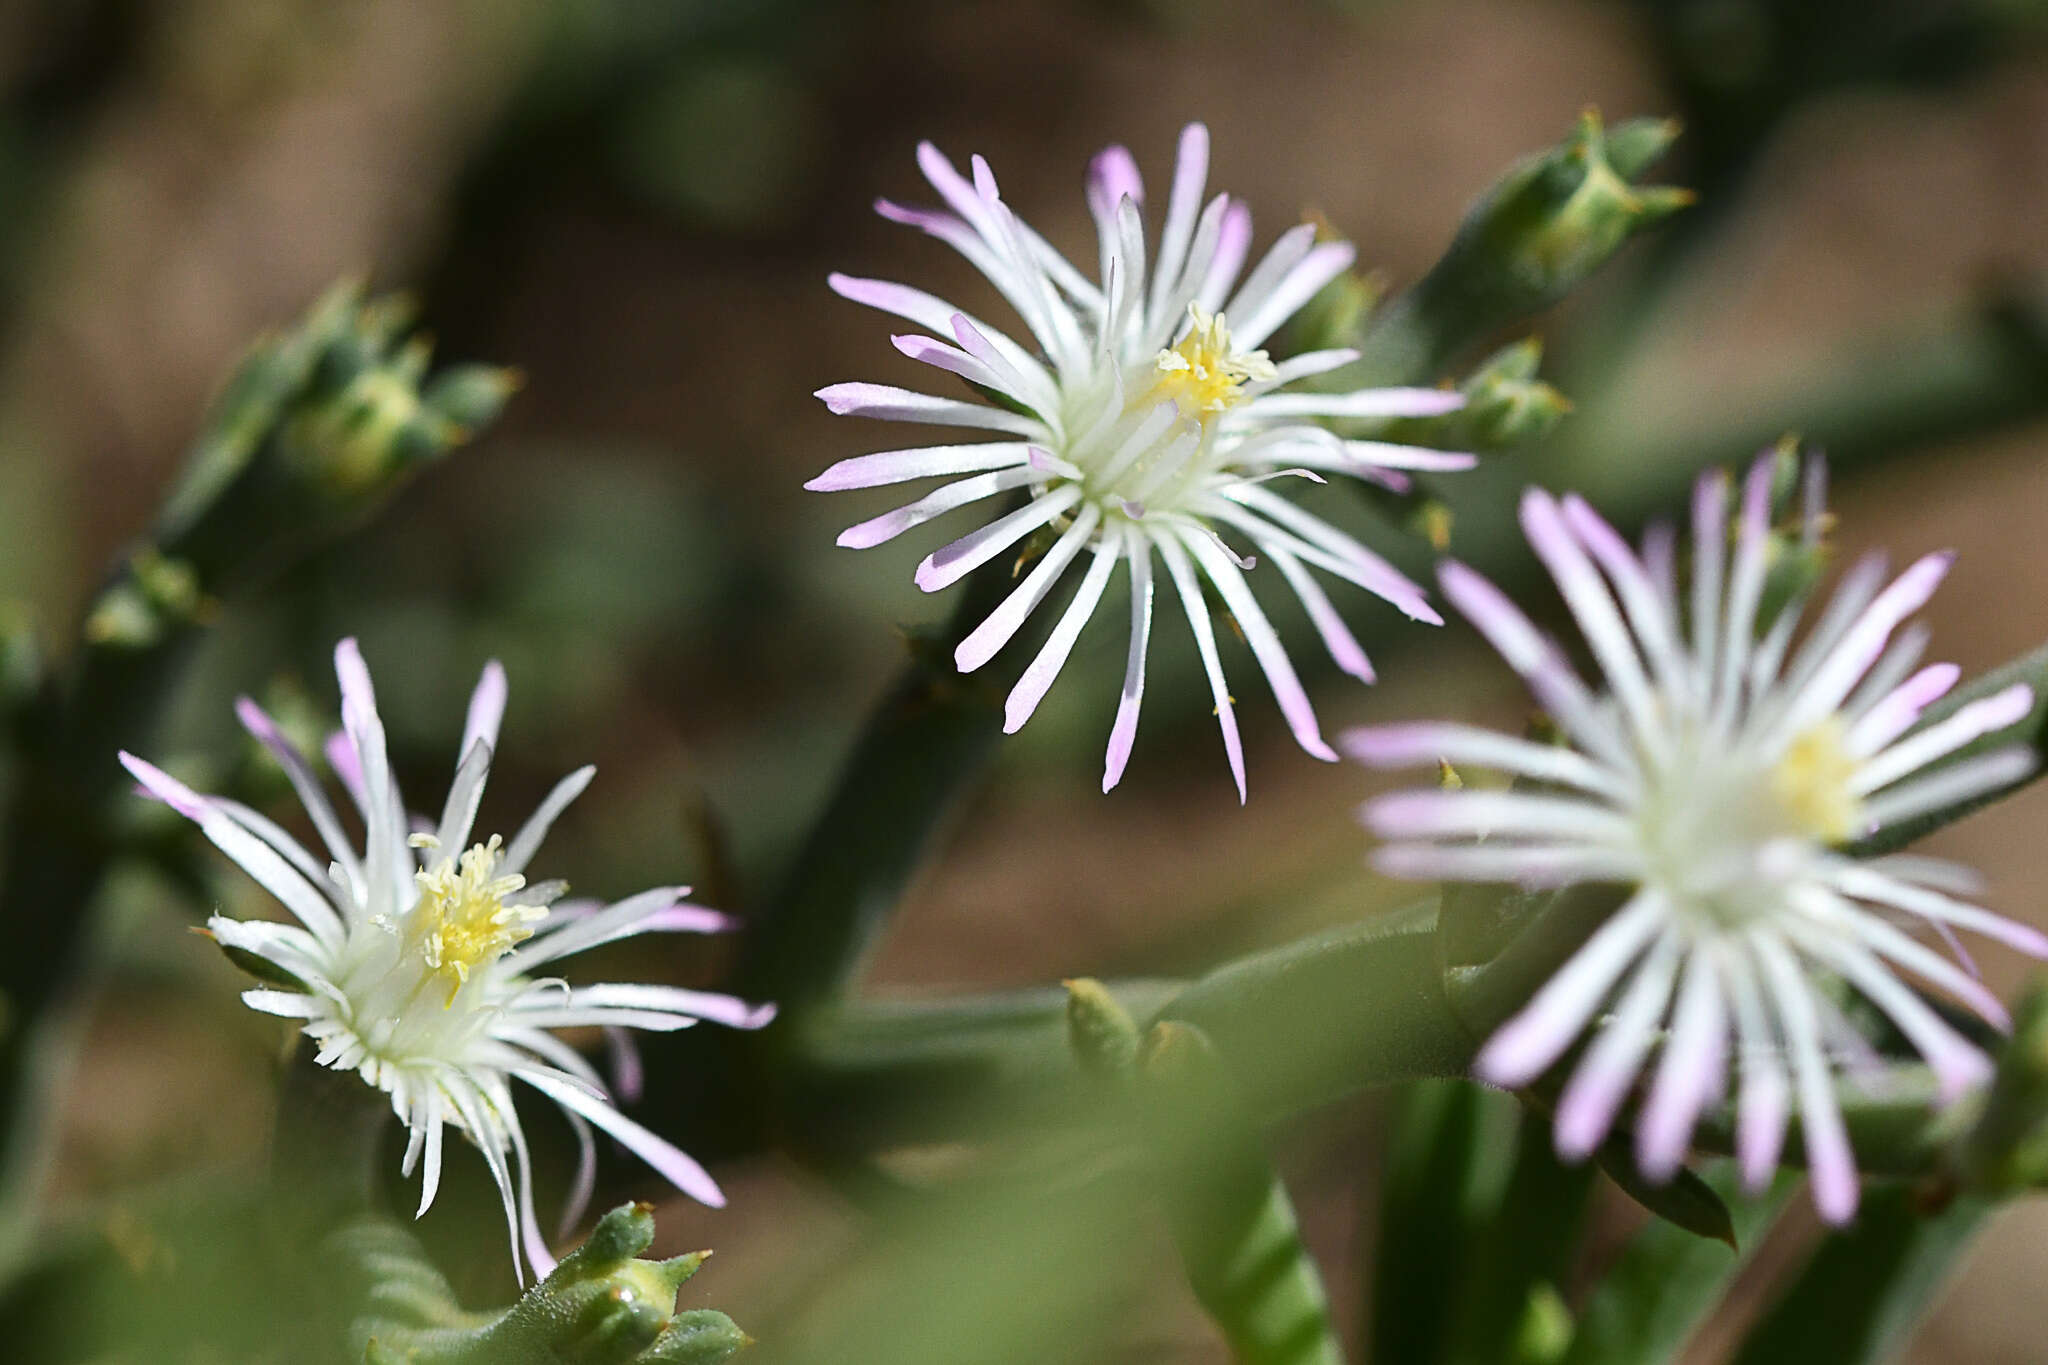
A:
[1151,305,1275,416]
[1771,719,1862,843]
[410,834,540,1004]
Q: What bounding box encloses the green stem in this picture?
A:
[736,558,1017,1010]
[1728,1186,1990,1365]
[1364,1079,1517,1365]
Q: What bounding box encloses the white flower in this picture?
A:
[120,640,774,1276]
[810,123,1475,798]
[1348,456,2046,1222]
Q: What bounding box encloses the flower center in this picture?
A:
[408,834,541,1003]
[1769,718,1863,844]
[1147,305,1273,417]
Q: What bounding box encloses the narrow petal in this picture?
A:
[1555,933,1682,1159]
[519,1070,726,1209]
[502,765,597,877]
[807,442,1034,492]
[462,661,509,764]
[550,983,777,1030]
[1007,534,1122,733]
[1232,241,1357,350]
[1181,527,1335,761]
[1860,746,2037,830]
[1844,663,1961,758]
[1157,532,1245,802]
[914,485,1082,592]
[1636,949,1729,1180]
[1753,936,1860,1223]
[1342,722,1629,799]
[1264,539,1375,683]
[815,382,1043,436]
[1147,123,1210,331]
[1773,552,1956,743]
[838,466,1040,549]
[1367,789,1631,842]
[1245,386,1465,420]
[235,698,363,890]
[955,504,1102,672]
[1474,891,1667,1087]
[1104,530,1154,792]
[1718,945,1791,1192]
[121,753,346,950]
[1851,683,2033,795]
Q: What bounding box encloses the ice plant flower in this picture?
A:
[810,123,1476,798]
[1347,457,2046,1222]
[119,640,775,1276]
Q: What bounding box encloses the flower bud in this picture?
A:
[1399,110,1690,357]
[150,279,516,597]
[1064,976,1141,1078]
[351,1203,749,1365]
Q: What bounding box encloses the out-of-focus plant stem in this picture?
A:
[734,556,1017,1013]
[1728,1186,1990,1365]
[0,283,513,1263]
[1548,276,2048,527]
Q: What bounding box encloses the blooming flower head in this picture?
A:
[120,640,774,1276]
[1347,456,2046,1221]
[811,123,1476,798]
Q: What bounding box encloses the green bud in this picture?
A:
[1400,109,1690,363]
[1601,115,1684,179]
[1064,976,1142,1078]
[1375,338,1572,452]
[1456,339,1573,447]
[645,1311,754,1365]
[148,278,516,598]
[82,550,209,649]
[424,363,524,434]
[1509,1282,1574,1365]
[347,1204,747,1365]
[1753,438,1832,637]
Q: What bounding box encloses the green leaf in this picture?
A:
[1164,898,1477,1120]
[1439,1114,1599,1365]
[1141,1022,1346,1365]
[1365,1079,1519,1365]
[1561,1167,1791,1365]
[1590,1143,1737,1248]
[1729,1186,1989,1365]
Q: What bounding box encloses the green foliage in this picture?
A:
[345,1204,748,1365]
[1349,111,1690,384]
[1560,1170,1792,1365]
[1730,1187,1989,1365]
[1061,983,1346,1365]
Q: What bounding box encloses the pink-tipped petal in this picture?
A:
[462,660,508,762]
[119,751,211,821]
[1474,893,1665,1089]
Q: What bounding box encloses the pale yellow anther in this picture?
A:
[1771,719,1863,844]
[1151,305,1275,416]
[410,834,542,1004]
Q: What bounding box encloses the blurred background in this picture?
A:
[2,0,2048,1360]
